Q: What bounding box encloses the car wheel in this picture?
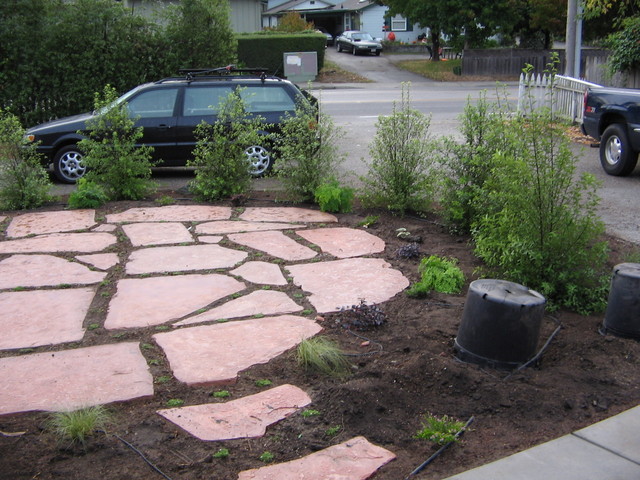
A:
[53,145,86,183]
[375,50,381,56]
[352,46,357,55]
[600,123,638,176]
[337,42,342,52]
[246,144,273,177]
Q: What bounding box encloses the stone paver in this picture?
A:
[0,215,6,224]
[126,244,247,275]
[106,205,232,223]
[174,290,302,327]
[158,384,311,441]
[240,207,337,223]
[0,342,153,415]
[93,223,117,232]
[6,210,96,238]
[287,258,409,313]
[296,227,385,258]
[237,436,396,480]
[0,288,94,350]
[154,315,322,385]
[105,274,245,329]
[230,261,288,286]
[0,254,106,289]
[196,220,302,235]
[76,253,120,270]
[229,230,317,261]
[0,232,116,254]
[122,222,194,247]
[198,235,223,244]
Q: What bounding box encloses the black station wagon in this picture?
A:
[26,67,315,183]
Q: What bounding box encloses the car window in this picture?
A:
[183,86,234,116]
[352,33,373,41]
[127,88,178,118]
[239,86,296,113]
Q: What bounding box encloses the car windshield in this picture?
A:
[352,33,374,41]
[93,84,149,115]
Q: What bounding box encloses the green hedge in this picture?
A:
[237,33,326,77]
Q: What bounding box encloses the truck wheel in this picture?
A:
[600,123,638,176]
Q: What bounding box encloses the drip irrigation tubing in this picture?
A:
[404,416,475,479]
[108,432,174,480]
[342,329,384,357]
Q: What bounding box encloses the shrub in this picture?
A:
[48,406,110,448]
[296,336,351,378]
[360,83,434,214]
[407,255,465,297]
[415,413,465,446]
[275,99,344,202]
[68,178,109,209]
[79,85,156,200]
[314,180,354,213]
[188,89,267,201]
[0,108,51,210]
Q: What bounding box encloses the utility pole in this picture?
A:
[565,0,577,77]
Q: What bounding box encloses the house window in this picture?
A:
[391,14,407,31]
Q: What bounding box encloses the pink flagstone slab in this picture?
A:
[0,288,94,350]
[105,274,245,329]
[230,261,288,286]
[93,223,116,232]
[6,210,96,238]
[228,231,317,261]
[196,220,301,235]
[0,232,116,254]
[157,384,311,441]
[0,254,106,289]
[198,235,223,244]
[0,215,5,223]
[240,207,337,223]
[126,244,247,275]
[238,436,396,480]
[122,222,194,247]
[0,342,153,415]
[287,258,410,313]
[154,315,322,386]
[106,205,232,223]
[174,290,302,326]
[296,227,385,258]
[75,253,120,270]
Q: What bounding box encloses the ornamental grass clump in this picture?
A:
[415,413,465,446]
[296,335,351,378]
[48,405,111,448]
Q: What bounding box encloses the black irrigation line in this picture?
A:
[103,431,174,480]
[404,416,475,479]
[342,329,384,357]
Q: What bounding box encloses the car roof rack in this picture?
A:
[176,65,274,83]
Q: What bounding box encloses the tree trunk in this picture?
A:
[431,32,440,61]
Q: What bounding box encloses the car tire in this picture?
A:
[600,123,638,176]
[53,145,86,183]
[375,50,381,56]
[246,144,273,177]
[352,46,357,55]
[337,43,342,52]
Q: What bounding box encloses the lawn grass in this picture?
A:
[394,58,462,81]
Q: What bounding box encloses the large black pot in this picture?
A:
[602,263,640,339]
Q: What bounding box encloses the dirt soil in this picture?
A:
[1,185,640,480]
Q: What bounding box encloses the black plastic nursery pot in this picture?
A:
[601,263,640,340]
[455,279,546,370]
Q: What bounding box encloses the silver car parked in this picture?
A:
[335,31,382,56]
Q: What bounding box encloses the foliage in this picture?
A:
[335,300,387,330]
[273,11,315,32]
[79,85,155,200]
[212,390,231,398]
[314,180,354,213]
[296,336,352,378]
[361,83,434,215]
[259,451,275,463]
[301,409,321,418]
[407,256,465,297]
[395,243,421,259]
[395,59,462,82]
[471,62,609,313]
[213,448,230,459]
[188,89,266,201]
[275,99,344,202]
[607,16,640,74]
[357,215,379,228]
[166,399,185,407]
[325,425,341,436]
[255,379,273,387]
[415,413,465,445]
[68,178,109,209]
[0,108,51,209]
[47,406,110,448]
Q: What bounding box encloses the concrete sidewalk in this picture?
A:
[443,404,640,480]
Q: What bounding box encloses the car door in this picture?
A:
[175,85,235,162]
[126,87,180,165]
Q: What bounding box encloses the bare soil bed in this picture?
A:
[1,186,640,480]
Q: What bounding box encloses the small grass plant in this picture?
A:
[415,413,465,445]
[407,255,465,297]
[259,451,275,463]
[213,448,230,459]
[48,405,111,448]
[296,335,351,378]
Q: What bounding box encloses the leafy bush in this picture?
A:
[68,178,109,209]
[79,85,156,200]
[48,406,110,448]
[361,83,434,214]
[296,336,351,378]
[415,413,465,446]
[188,89,266,201]
[314,180,354,213]
[275,100,344,202]
[335,300,386,330]
[607,16,640,75]
[407,255,465,297]
[0,108,51,210]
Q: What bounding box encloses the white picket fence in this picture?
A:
[517,73,602,123]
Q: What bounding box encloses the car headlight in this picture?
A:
[24,134,35,142]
